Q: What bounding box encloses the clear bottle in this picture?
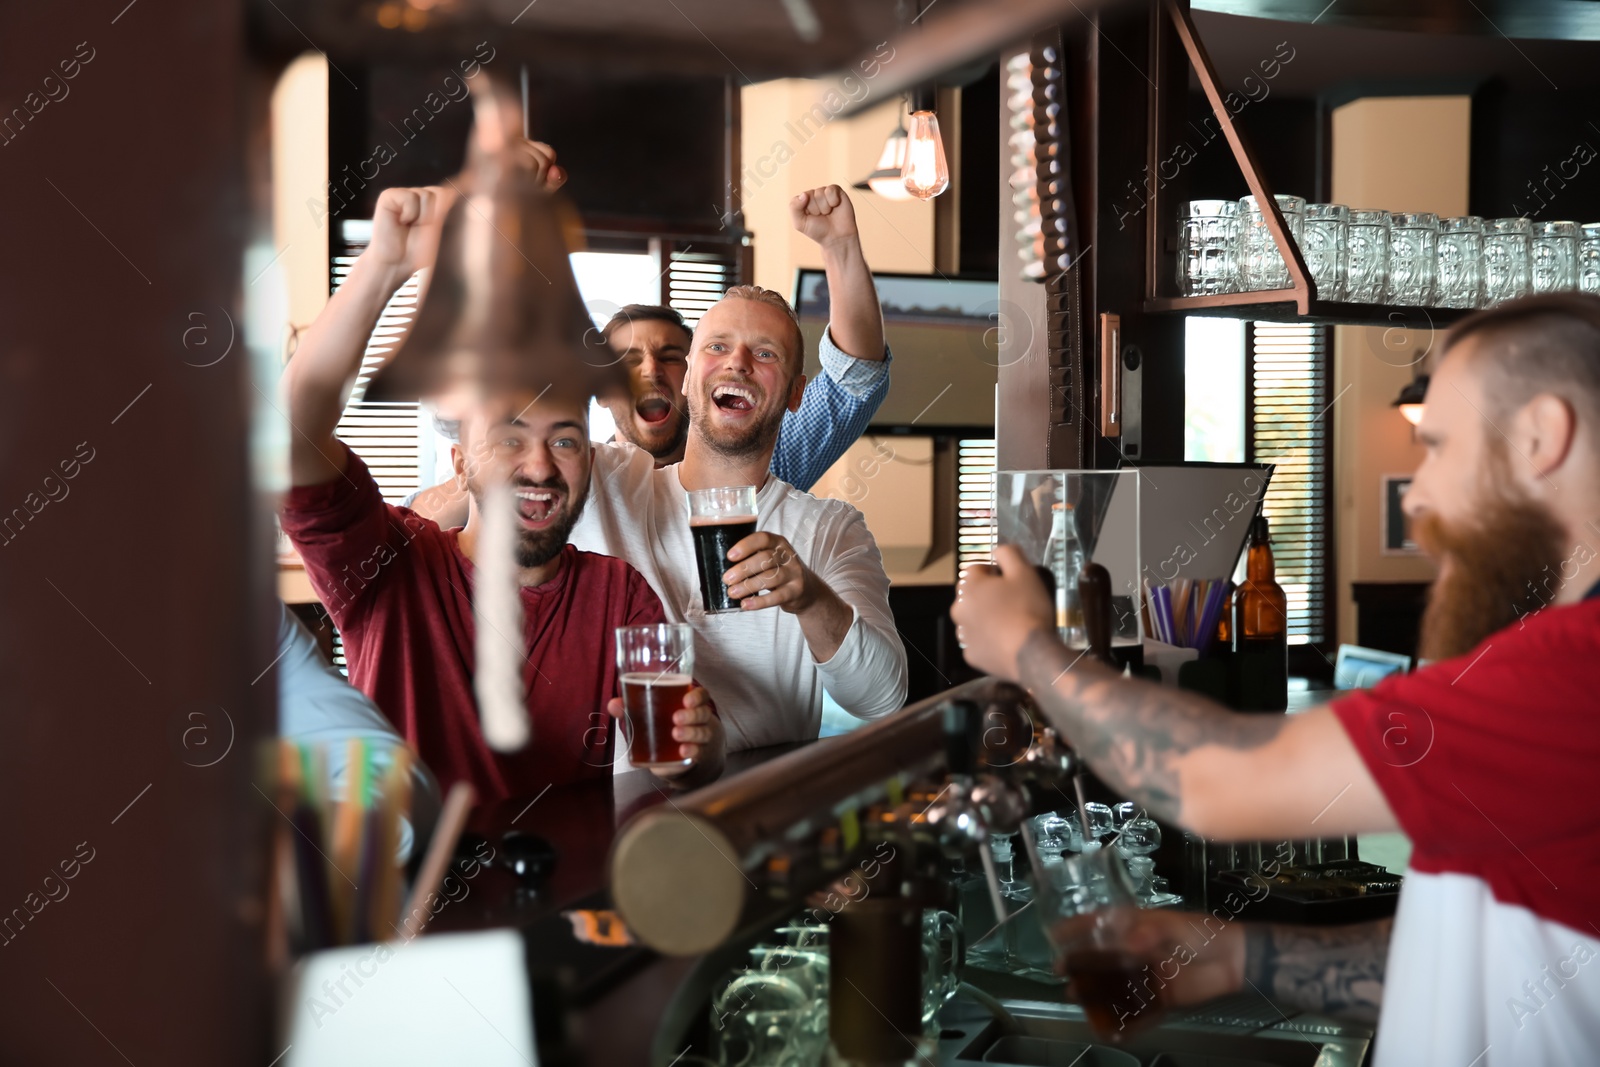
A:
[1046,502,1087,646]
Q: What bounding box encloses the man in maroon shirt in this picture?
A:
[279,180,723,801]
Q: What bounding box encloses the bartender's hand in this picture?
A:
[514,139,567,191]
[1051,907,1245,1008]
[951,544,1054,681]
[790,185,859,249]
[605,686,725,784]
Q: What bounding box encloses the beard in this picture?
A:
[469,475,589,569]
[1415,453,1567,661]
[689,381,789,461]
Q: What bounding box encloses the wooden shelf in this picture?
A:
[1144,292,1474,328]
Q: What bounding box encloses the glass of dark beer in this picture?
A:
[1034,846,1165,1042]
[614,623,695,773]
[687,486,758,613]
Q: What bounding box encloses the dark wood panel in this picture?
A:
[0,4,273,1063]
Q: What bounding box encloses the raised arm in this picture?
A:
[282,186,453,486]
[790,186,885,362]
[951,546,1397,840]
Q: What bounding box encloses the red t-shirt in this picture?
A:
[1332,597,1600,1065]
[280,447,665,800]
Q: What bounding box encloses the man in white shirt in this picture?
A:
[571,281,908,751]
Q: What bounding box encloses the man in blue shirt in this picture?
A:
[598,184,890,491]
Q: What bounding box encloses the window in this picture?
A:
[1248,322,1332,645]
[1183,317,1245,463]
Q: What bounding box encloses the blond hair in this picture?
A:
[698,285,805,371]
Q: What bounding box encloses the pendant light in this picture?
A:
[1393,374,1429,426]
[854,99,914,202]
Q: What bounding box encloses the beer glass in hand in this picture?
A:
[615,623,695,773]
[687,486,758,613]
[1036,846,1167,1042]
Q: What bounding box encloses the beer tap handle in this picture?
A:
[976,837,1010,928]
[1079,562,1113,665]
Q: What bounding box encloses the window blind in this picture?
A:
[1249,322,1331,645]
[666,245,743,326]
[957,438,998,572]
[331,220,425,506]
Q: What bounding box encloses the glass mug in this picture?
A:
[1238,194,1306,291]
[1035,847,1165,1043]
[1302,203,1350,301]
[1435,216,1485,309]
[1531,220,1580,294]
[1483,218,1533,305]
[1581,223,1600,296]
[1345,209,1391,303]
[1178,200,1241,296]
[1386,212,1439,306]
[614,623,694,774]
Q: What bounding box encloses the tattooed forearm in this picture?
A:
[1014,628,1287,825]
[1243,919,1391,1025]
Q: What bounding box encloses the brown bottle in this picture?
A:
[1231,516,1288,711]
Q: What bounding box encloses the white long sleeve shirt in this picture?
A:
[569,442,908,752]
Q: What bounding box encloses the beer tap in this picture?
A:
[921,700,1028,926]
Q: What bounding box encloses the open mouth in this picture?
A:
[514,487,562,527]
[635,397,674,425]
[712,383,757,414]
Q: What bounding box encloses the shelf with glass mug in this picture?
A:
[1149,196,1600,327]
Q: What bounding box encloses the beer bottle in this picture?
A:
[1231,515,1288,711]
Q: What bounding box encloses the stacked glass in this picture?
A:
[1238,194,1307,291]
[1483,218,1533,306]
[1387,212,1439,306]
[1435,216,1485,309]
[1178,200,1242,296]
[1302,203,1350,300]
[1582,223,1600,296]
[1531,220,1580,293]
[1346,209,1391,303]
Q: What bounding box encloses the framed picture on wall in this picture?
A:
[1381,475,1419,555]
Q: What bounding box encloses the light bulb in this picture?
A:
[902,110,950,200]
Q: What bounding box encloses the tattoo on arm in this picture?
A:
[1243,919,1392,1026]
[1015,629,1288,824]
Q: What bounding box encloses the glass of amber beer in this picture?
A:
[1035,846,1165,1042]
[687,486,758,613]
[614,623,695,773]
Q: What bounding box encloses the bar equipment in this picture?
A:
[1177,199,1240,296]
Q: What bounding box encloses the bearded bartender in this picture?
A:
[953,294,1600,1066]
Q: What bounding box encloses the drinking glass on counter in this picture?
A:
[713,968,820,1067]
[1386,212,1439,305]
[1178,200,1241,296]
[1302,203,1350,300]
[1435,216,1485,308]
[1238,194,1306,291]
[1531,220,1580,293]
[1483,217,1533,305]
[1035,848,1163,1042]
[1345,209,1391,303]
[614,623,694,774]
[1581,223,1600,295]
[922,910,964,1028]
[688,485,758,613]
